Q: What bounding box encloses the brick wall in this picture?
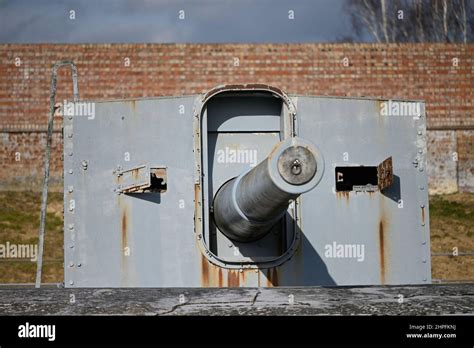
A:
[0,44,472,192]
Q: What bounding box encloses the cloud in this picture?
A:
[0,0,358,43]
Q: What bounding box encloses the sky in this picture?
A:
[0,0,366,43]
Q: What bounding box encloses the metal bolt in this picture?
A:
[70,244,74,249]
[68,169,73,174]
[418,149,423,154]
[239,269,243,273]
[420,186,424,190]
[420,204,425,208]
[291,159,302,175]
[81,160,88,170]
[417,131,422,135]
[77,263,82,267]
[69,262,74,267]
[68,186,74,193]
[68,152,73,156]
[69,281,74,285]
[422,241,427,245]
[419,167,424,172]
[197,234,202,240]
[68,133,73,138]
[68,223,74,230]
[422,259,427,263]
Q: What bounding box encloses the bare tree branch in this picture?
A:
[443,0,449,42]
[362,0,383,43]
[345,0,472,43]
[415,0,425,42]
[381,0,390,42]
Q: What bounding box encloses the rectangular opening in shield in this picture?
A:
[335,166,378,192]
[335,157,393,192]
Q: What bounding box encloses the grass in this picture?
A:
[429,193,474,281]
[0,191,472,284]
[0,191,63,283]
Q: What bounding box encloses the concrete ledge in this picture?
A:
[0,284,472,315]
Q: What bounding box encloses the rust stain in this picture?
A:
[194,183,200,209]
[336,191,350,202]
[128,99,136,113]
[271,268,279,286]
[218,267,223,287]
[266,268,279,287]
[379,220,386,285]
[377,194,391,285]
[119,197,130,285]
[200,260,258,287]
[421,206,425,225]
[200,254,228,287]
[228,270,239,287]
[200,256,210,287]
[132,168,139,180]
[122,211,128,248]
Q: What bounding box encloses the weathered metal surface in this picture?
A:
[64,85,430,288]
[0,284,472,315]
[294,96,430,286]
[63,97,199,287]
[115,164,151,193]
[201,84,297,126]
[378,156,394,191]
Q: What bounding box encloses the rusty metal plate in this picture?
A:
[116,164,150,193]
[292,96,430,286]
[377,157,394,191]
[63,97,199,287]
[64,92,430,288]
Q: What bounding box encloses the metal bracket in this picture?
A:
[377,156,393,191]
[115,164,167,194]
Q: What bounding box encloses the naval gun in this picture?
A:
[213,137,322,242]
[60,83,431,287]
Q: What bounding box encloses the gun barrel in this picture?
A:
[213,137,323,242]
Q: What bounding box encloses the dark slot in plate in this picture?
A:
[335,157,393,192]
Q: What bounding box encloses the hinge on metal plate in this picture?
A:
[114,164,167,194]
[377,157,393,191]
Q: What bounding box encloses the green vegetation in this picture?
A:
[0,192,63,283]
[429,193,474,281]
[0,191,472,283]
